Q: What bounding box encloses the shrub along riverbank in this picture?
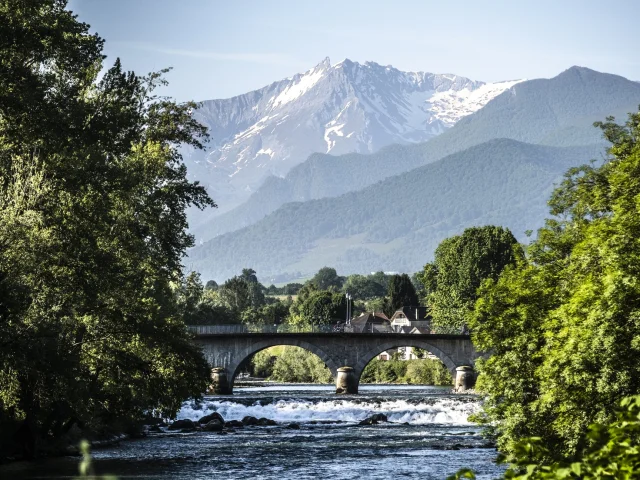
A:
[249,347,452,385]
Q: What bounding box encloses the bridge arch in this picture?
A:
[195,332,477,394]
[353,338,458,383]
[227,338,341,388]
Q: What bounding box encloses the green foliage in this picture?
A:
[420,226,523,333]
[309,267,344,291]
[289,284,346,326]
[249,349,275,378]
[361,359,451,385]
[470,110,640,461]
[268,347,332,383]
[176,272,238,325]
[364,297,391,317]
[282,283,303,295]
[387,274,419,312]
[265,282,303,295]
[218,276,251,313]
[449,395,640,480]
[342,274,386,300]
[241,300,290,327]
[0,0,212,456]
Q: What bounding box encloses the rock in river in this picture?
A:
[198,412,224,425]
[202,419,224,432]
[241,416,259,426]
[225,420,244,428]
[359,413,388,425]
[168,419,195,431]
[257,418,277,426]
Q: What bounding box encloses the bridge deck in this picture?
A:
[192,331,471,340]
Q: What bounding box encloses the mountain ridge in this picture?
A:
[185,57,522,215]
[192,66,640,241]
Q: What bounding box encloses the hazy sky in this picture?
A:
[68,0,639,103]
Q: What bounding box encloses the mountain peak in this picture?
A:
[190,60,523,213]
[315,56,331,70]
[556,65,603,80]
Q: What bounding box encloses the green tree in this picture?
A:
[289,287,346,326]
[237,268,266,308]
[309,267,344,291]
[282,282,303,295]
[177,272,205,324]
[218,276,251,314]
[241,300,290,326]
[269,347,332,383]
[470,110,640,461]
[342,274,386,300]
[448,395,640,480]
[387,274,419,313]
[0,0,213,456]
[241,268,258,283]
[420,226,523,333]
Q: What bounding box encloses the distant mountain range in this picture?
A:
[186,66,640,282]
[185,58,521,223]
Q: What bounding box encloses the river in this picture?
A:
[1,384,505,479]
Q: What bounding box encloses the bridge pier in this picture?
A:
[335,367,358,394]
[210,367,232,395]
[454,366,475,392]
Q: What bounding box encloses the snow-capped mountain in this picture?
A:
[188,58,522,211]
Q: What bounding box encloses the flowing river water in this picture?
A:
[2,384,506,479]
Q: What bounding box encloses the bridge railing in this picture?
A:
[187,324,399,335]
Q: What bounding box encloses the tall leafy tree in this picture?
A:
[387,274,419,313]
[310,267,344,291]
[470,110,640,461]
[420,226,523,333]
[289,285,346,326]
[218,277,251,314]
[0,0,213,455]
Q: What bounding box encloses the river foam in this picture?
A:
[177,396,478,425]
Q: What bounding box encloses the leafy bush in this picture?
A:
[253,347,333,383]
[448,395,640,480]
[361,359,451,385]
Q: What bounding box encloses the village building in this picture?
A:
[389,306,430,332]
[346,312,391,333]
[377,306,436,360]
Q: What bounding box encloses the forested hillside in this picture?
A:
[188,139,605,280]
[193,66,640,241]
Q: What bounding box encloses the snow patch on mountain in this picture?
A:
[187,58,523,212]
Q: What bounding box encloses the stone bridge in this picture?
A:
[193,332,480,394]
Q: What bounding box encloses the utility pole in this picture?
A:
[345,293,352,326]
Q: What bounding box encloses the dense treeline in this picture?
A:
[185,265,424,328]
[0,0,213,458]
